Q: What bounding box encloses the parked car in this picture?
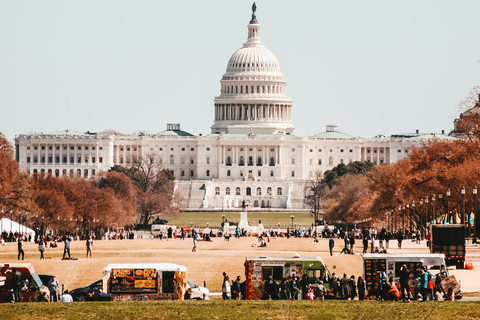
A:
[187,279,210,300]
[69,279,103,301]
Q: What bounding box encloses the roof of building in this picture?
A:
[47,130,93,136]
[98,129,129,136]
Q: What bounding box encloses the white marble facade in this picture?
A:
[14,7,455,210]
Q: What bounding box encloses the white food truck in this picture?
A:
[102,263,209,301]
[363,253,461,299]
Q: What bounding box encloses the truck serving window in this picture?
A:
[262,267,283,281]
[306,269,323,283]
[109,268,157,294]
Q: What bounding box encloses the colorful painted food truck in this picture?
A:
[363,253,462,299]
[244,256,330,300]
[0,263,46,303]
[103,263,188,301]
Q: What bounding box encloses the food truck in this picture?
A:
[363,254,462,299]
[245,256,330,300]
[103,263,188,301]
[0,263,46,303]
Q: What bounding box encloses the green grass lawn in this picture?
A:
[2,300,480,320]
[164,211,317,229]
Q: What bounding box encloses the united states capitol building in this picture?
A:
[14,5,454,211]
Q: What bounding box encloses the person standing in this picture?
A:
[329,236,335,256]
[17,238,26,260]
[397,231,404,249]
[233,276,241,299]
[357,276,366,300]
[370,235,376,253]
[340,274,351,299]
[363,235,368,254]
[12,267,22,302]
[420,268,428,302]
[271,279,279,300]
[300,274,309,300]
[38,237,46,260]
[222,276,231,300]
[349,275,357,300]
[63,237,71,259]
[48,275,60,302]
[86,235,93,258]
[399,264,411,302]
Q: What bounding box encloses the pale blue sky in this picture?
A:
[1,1,480,143]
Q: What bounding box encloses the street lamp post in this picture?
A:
[474,187,478,239]
[447,189,451,223]
[425,197,429,227]
[438,193,443,224]
[290,215,294,229]
[432,195,436,225]
[25,212,28,239]
[462,186,466,226]
[420,199,424,230]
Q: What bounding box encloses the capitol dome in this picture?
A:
[211,4,294,135]
[225,42,283,76]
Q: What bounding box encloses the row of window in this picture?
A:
[27,156,103,164]
[28,145,102,151]
[222,84,285,95]
[31,168,96,178]
[228,62,278,69]
[309,148,353,153]
[215,186,283,196]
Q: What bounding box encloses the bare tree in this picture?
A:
[305,171,328,225]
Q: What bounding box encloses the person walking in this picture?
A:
[86,235,93,258]
[192,231,198,252]
[63,237,71,259]
[38,238,46,260]
[17,238,26,260]
[329,236,334,256]
[48,275,60,302]
[12,267,22,302]
[349,234,355,254]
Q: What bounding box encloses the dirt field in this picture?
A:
[1,236,478,293]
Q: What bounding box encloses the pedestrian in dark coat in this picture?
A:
[329,236,335,256]
[349,275,357,300]
[340,273,351,299]
[357,276,366,300]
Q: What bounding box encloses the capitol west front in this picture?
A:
[14,6,451,211]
